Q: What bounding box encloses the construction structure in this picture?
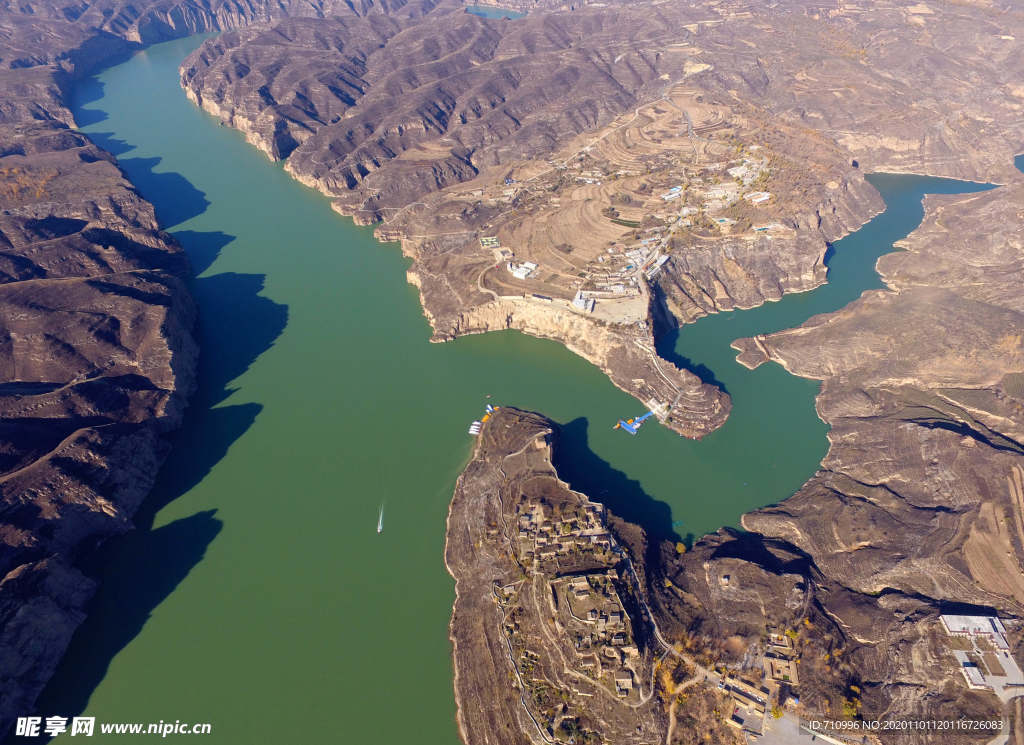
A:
[614,411,653,435]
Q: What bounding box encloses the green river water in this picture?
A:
[31,34,993,743]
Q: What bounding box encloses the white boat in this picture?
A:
[377,505,384,534]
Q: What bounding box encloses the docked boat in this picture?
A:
[613,411,654,435]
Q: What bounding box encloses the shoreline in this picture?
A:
[443,433,483,745]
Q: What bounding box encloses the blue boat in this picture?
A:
[614,411,654,435]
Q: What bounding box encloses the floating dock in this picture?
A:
[469,404,499,436]
[614,411,654,435]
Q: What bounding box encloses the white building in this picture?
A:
[959,661,990,690]
[645,255,670,279]
[508,261,538,280]
[941,615,1010,650]
[727,164,751,181]
[572,291,596,313]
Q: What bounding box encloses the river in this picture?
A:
[33,34,992,743]
[466,5,526,18]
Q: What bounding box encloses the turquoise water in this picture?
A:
[29,34,992,743]
[465,5,525,19]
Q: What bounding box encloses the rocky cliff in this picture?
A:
[658,171,884,322]
[0,108,198,729]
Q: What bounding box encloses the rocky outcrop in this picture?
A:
[0,0,212,730]
[446,407,744,745]
[0,108,200,727]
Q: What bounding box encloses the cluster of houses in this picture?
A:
[508,497,643,703]
[715,629,799,737]
[726,157,767,186]
[516,501,614,568]
[559,573,641,699]
[579,232,670,299]
[475,143,783,309]
[722,673,772,736]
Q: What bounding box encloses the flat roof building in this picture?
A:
[960,662,990,690]
[940,615,1009,650]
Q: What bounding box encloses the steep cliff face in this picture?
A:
[0,124,199,730]
[0,1,209,730]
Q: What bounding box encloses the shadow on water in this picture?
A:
[654,327,728,392]
[23,512,223,738]
[21,89,290,738]
[86,144,211,226]
[552,418,685,546]
[175,230,232,277]
[72,75,108,127]
[650,285,729,393]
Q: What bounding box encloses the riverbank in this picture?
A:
[174,0,1024,452]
